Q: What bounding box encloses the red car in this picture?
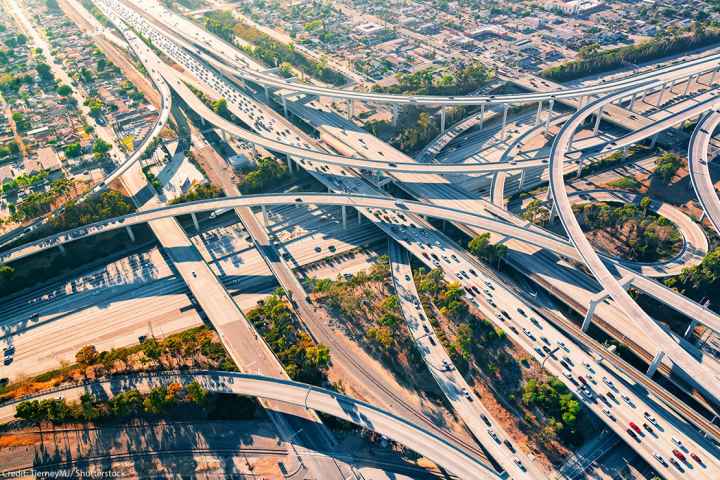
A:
[690,452,702,464]
[673,449,686,462]
[578,375,587,385]
[629,422,641,434]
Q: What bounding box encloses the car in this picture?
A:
[561,355,573,366]
[582,362,595,373]
[563,372,576,384]
[428,336,436,346]
[557,341,570,353]
[690,452,703,464]
[404,274,411,282]
[191,271,197,278]
[481,414,491,426]
[669,457,683,471]
[642,423,653,434]
[653,453,667,467]
[530,317,542,328]
[462,388,473,401]
[629,422,641,435]
[535,347,545,357]
[422,324,430,334]
[643,411,658,425]
[602,408,616,421]
[517,308,526,317]
[672,449,686,462]
[513,458,526,471]
[522,328,535,340]
[294,197,302,203]
[578,375,587,385]
[626,428,640,442]
[559,359,571,370]
[487,428,500,442]
[606,391,618,403]
[504,439,515,452]
[621,395,635,408]
[602,377,617,391]
[509,325,519,334]
[540,336,550,345]
[500,310,511,319]
[672,437,685,450]
[442,360,453,371]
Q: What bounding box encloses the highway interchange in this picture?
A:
[3,0,720,478]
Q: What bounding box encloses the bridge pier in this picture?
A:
[544,99,555,132]
[684,319,698,338]
[577,157,584,178]
[649,134,658,149]
[341,205,347,229]
[392,104,399,127]
[261,205,268,226]
[358,208,363,224]
[668,78,677,95]
[628,93,637,111]
[440,107,446,133]
[656,82,668,107]
[639,89,648,104]
[263,86,270,103]
[346,98,353,120]
[711,66,719,85]
[501,104,509,139]
[282,96,288,118]
[646,351,665,377]
[699,210,706,222]
[126,225,135,242]
[519,168,526,189]
[549,201,558,221]
[191,212,200,231]
[287,156,293,173]
[577,96,586,111]
[535,101,543,126]
[593,106,603,135]
[478,104,485,129]
[581,298,600,332]
[58,244,66,255]
[683,75,694,96]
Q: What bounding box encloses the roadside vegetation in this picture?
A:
[202,11,346,85]
[373,62,494,96]
[310,256,429,384]
[169,183,223,205]
[572,200,681,262]
[412,267,589,463]
[542,27,720,82]
[0,326,235,403]
[238,157,291,194]
[246,291,330,386]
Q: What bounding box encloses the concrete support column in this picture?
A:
[581,299,599,332]
[683,75,694,96]
[282,96,288,118]
[711,66,719,85]
[544,99,555,132]
[261,205,268,226]
[346,98,353,120]
[519,168,526,189]
[221,129,228,142]
[341,205,347,229]
[656,82,668,107]
[478,104,485,129]
[622,146,629,158]
[392,104,399,127]
[501,104,509,139]
[593,106,604,135]
[684,319,698,338]
[646,351,665,377]
[629,93,637,111]
[358,209,362,224]
[287,156,293,173]
[264,86,270,103]
[577,157,584,178]
[191,212,200,231]
[668,78,677,94]
[700,210,707,222]
[640,90,648,103]
[126,225,135,242]
[577,96,586,111]
[650,134,658,149]
[440,107,446,133]
[535,101,543,126]
[549,201,558,221]
[58,244,66,255]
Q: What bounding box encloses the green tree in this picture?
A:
[35,63,53,82]
[75,345,98,365]
[56,84,72,96]
[64,142,82,158]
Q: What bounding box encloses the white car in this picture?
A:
[602,408,616,421]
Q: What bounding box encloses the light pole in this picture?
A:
[542,346,560,369]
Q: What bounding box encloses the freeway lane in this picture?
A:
[389,241,541,478]
[0,371,500,480]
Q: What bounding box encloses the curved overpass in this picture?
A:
[688,110,720,235]
[0,370,498,480]
[548,82,720,406]
[126,0,720,107]
[3,191,720,336]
